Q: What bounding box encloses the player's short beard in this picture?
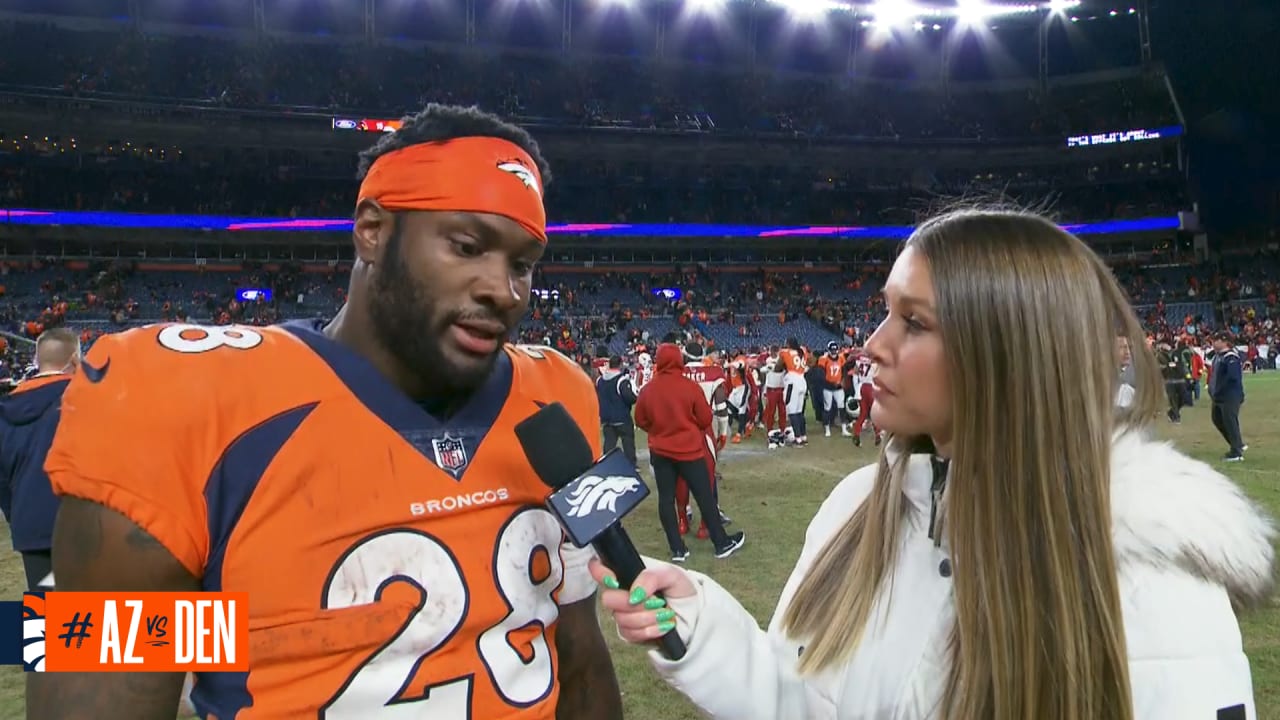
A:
[368,220,501,400]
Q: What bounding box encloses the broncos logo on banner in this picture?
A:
[22,592,46,672]
[563,475,641,519]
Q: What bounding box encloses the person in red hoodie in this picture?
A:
[635,344,746,563]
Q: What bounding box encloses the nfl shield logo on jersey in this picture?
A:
[432,433,469,476]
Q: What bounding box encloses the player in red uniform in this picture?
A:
[744,353,762,435]
[727,356,751,444]
[31,105,624,720]
[851,353,882,446]
[761,345,787,437]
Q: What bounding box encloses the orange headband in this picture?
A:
[357,137,547,243]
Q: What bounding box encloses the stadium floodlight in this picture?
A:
[867,0,921,29]
[681,0,726,15]
[771,0,847,17]
[1045,0,1082,11]
[954,0,992,24]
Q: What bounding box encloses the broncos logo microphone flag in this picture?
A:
[562,473,644,519]
[546,448,650,549]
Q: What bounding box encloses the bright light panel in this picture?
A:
[772,0,847,16]
[759,0,1093,22]
[868,0,921,27]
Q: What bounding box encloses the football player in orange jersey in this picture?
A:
[31,105,624,720]
[726,355,750,443]
[817,341,852,438]
[777,337,809,446]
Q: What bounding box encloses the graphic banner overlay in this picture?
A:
[545,449,650,549]
[19,592,247,672]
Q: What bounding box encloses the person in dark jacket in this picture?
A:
[596,355,639,470]
[804,353,826,424]
[1175,338,1195,406]
[0,327,80,589]
[635,344,744,563]
[1156,339,1188,423]
[1208,333,1246,462]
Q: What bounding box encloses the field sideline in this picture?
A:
[0,374,1276,719]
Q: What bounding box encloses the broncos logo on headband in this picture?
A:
[497,160,541,197]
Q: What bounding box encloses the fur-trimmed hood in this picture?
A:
[1110,428,1276,610]
[887,427,1277,609]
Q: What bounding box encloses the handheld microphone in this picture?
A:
[515,402,687,661]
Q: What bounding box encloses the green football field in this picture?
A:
[0,373,1276,719]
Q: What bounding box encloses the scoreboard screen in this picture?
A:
[236,288,273,303]
[332,117,403,133]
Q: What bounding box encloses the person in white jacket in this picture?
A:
[591,209,1277,720]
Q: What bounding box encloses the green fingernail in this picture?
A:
[643,597,667,610]
[656,621,676,634]
[602,576,619,590]
[656,609,676,623]
[628,586,647,605]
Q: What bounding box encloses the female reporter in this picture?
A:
[590,209,1276,720]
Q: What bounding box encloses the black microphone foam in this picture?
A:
[515,402,687,661]
[515,402,596,490]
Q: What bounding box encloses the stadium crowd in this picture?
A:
[0,249,1275,384]
[0,137,1185,225]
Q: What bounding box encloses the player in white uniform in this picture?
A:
[762,351,787,447]
[850,353,881,447]
[679,343,732,534]
[632,350,654,391]
[683,351,730,450]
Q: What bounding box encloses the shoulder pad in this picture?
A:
[507,343,601,454]
[78,323,288,385]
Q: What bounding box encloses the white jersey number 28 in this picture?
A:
[320,508,566,719]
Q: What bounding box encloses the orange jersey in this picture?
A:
[46,321,602,720]
[779,348,807,375]
[818,353,844,385]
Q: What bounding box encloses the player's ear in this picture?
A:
[353,200,392,264]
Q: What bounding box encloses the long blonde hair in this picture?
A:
[781,209,1163,720]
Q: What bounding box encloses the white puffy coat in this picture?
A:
[646,430,1275,719]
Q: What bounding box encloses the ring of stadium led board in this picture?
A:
[0,210,1180,238]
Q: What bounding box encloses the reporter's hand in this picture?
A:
[589,556,697,644]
